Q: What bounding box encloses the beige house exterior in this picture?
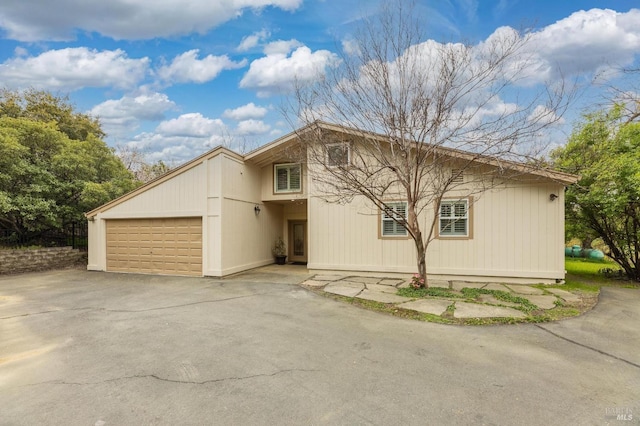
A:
[86,122,578,283]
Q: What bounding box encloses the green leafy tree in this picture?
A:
[0,90,138,242]
[551,106,640,280]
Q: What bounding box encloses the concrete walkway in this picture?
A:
[302,274,580,320]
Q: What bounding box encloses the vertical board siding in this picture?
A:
[220,157,284,274]
[104,165,207,216]
[309,179,566,280]
[207,155,222,274]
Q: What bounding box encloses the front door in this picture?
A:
[288,221,307,263]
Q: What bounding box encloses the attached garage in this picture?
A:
[106,217,202,276]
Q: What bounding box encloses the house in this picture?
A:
[86,122,578,283]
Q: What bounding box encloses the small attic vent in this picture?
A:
[451,169,464,183]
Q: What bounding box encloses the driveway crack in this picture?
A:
[535,324,640,369]
[0,292,280,319]
[24,369,321,387]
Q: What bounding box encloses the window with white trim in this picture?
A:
[326,143,350,167]
[439,199,468,237]
[381,202,408,237]
[274,163,301,193]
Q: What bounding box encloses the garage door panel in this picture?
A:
[106,217,202,277]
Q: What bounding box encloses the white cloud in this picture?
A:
[223,102,269,120]
[263,39,302,55]
[13,46,28,57]
[237,29,271,52]
[524,8,640,84]
[236,119,271,136]
[157,49,246,85]
[90,92,177,137]
[124,113,231,163]
[156,113,227,137]
[240,42,340,97]
[0,47,149,91]
[0,0,303,41]
[125,132,228,164]
[341,38,360,56]
[527,105,565,126]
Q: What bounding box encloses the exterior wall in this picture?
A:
[427,181,566,281]
[219,155,284,275]
[309,196,417,273]
[206,155,222,275]
[308,179,567,283]
[88,163,209,273]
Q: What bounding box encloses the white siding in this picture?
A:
[206,155,222,275]
[427,182,565,280]
[99,165,207,218]
[219,156,283,275]
[308,179,567,283]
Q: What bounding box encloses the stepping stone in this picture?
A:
[324,282,364,297]
[451,281,486,291]
[482,283,510,291]
[347,277,383,284]
[397,281,410,289]
[313,275,345,281]
[302,280,328,288]
[453,301,527,319]
[378,278,404,286]
[477,294,521,308]
[504,285,545,295]
[427,279,451,288]
[545,288,582,303]
[356,290,413,304]
[398,299,453,316]
[516,294,558,310]
[366,283,400,294]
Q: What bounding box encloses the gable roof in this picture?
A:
[249,121,579,184]
[87,121,578,217]
[85,145,242,218]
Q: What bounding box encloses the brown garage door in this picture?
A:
[106,217,202,276]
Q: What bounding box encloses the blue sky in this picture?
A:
[0,0,639,164]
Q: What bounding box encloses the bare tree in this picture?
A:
[116,144,172,183]
[286,0,573,287]
[606,67,640,124]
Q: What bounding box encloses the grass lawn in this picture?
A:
[560,257,636,291]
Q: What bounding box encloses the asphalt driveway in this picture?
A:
[1,269,638,425]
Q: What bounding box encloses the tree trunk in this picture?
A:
[413,237,428,288]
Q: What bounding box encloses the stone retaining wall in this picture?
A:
[0,247,86,274]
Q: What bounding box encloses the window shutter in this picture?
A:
[274,164,302,192]
[383,220,395,235]
[289,165,301,190]
[276,167,288,191]
[439,199,469,237]
[381,202,408,237]
[453,219,466,234]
